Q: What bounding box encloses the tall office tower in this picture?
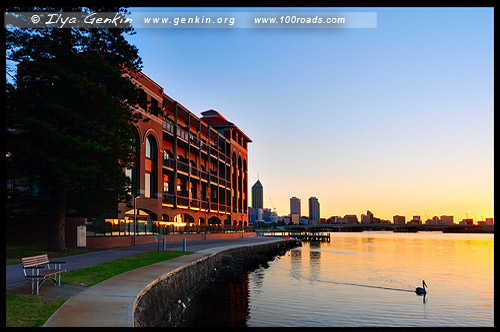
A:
[290,197,301,215]
[309,197,320,224]
[251,180,263,209]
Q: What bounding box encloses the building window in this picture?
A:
[145,135,155,159]
[145,135,157,198]
[145,173,151,198]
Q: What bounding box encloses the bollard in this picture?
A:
[183,238,186,252]
[162,238,166,251]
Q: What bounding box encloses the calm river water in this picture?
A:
[182,231,494,327]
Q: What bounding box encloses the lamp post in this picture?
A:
[133,195,137,246]
[204,208,209,240]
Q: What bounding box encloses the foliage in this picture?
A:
[5,7,143,251]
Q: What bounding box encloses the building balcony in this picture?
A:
[177,160,190,174]
[162,192,232,214]
[163,121,175,135]
[163,158,174,169]
[163,193,175,205]
[177,126,189,142]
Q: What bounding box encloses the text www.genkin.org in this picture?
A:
[143,16,235,26]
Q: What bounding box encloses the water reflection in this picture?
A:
[180,275,250,327]
[252,267,265,290]
[180,232,493,327]
[290,248,302,281]
[309,242,321,282]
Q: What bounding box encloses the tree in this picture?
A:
[6,7,143,251]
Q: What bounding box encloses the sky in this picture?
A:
[125,7,494,222]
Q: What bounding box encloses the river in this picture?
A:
[181,231,494,327]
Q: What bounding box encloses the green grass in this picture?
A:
[6,249,190,327]
[6,293,66,327]
[62,250,189,286]
[6,242,105,266]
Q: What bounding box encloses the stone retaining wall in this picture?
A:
[133,239,300,327]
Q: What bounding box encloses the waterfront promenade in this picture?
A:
[6,236,285,327]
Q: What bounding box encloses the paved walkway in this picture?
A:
[7,236,283,327]
[6,236,267,286]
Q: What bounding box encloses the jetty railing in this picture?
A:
[257,231,330,242]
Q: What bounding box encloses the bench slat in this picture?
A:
[22,254,49,268]
[25,269,67,278]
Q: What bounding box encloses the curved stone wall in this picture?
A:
[133,240,300,327]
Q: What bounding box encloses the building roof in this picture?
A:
[252,180,263,188]
[201,109,252,143]
[200,110,234,127]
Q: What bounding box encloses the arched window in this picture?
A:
[163,149,173,168]
[163,149,173,160]
[145,135,157,198]
[145,135,156,159]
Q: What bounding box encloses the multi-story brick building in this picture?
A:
[7,62,252,246]
[116,69,252,233]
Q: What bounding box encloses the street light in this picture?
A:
[204,208,209,240]
[133,195,137,246]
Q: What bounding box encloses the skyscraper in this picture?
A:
[309,197,320,224]
[290,197,301,215]
[251,180,263,209]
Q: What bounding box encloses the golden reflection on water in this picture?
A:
[260,232,494,326]
[302,233,493,298]
[183,232,494,327]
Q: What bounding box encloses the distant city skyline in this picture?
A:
[126,7,493,222]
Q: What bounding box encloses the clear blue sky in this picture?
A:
[126,7,494,221]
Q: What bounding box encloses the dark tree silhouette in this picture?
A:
[6,7,144,251]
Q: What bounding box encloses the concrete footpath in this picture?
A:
[6,236,266,287]
[8,236,284,327]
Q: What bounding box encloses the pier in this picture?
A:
[257,231,330,242]
[284,223,493,233]
[289,232,330,242]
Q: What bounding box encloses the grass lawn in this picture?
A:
[6,293,66,327]
[6,249,189,327]
[62,250,189,287]
[6,242,105,266]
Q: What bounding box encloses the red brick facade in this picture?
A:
[117,70,252,229]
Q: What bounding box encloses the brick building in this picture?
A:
[116,69,252,232]
[7,65,252,247]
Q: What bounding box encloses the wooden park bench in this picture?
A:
[21,254,67,294]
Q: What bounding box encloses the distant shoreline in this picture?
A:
[261,223,494,234]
